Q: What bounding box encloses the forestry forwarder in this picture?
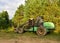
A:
[14,16,55,36]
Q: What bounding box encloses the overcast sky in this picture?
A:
[0,0,25,19]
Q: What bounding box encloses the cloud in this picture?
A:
[0,0,25,19]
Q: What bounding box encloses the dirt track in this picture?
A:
[0,36,60,43]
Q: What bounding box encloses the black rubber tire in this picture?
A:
[36,26,47,36]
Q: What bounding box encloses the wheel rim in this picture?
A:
[37,27,47,36]
[38,28,44,35]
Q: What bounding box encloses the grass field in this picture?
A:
[0,31,60,41]
[0,31,60,43]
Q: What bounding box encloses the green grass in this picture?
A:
[0,31,60,41]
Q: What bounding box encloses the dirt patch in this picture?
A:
[0,36,60,43]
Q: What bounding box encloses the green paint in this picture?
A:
[43,22,55,29]
[28,22,55,32]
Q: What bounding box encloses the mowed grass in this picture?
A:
[0,31,60,41]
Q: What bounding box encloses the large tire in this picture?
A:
[14,28,18,33]
[36,25,47,36]
[18,27,24,34]
[14,27,24,34]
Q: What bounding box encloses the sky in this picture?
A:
[0,0,25,19]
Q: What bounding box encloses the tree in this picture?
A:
[12,5,24,27]
[0,11,9,29]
